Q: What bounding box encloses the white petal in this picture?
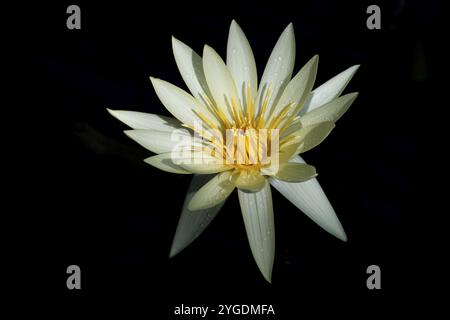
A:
[144,153,191,174]
[172,37,211,100]
[300,93,358,127]
[238,181,275,283]
[107,109,180,131]
[257,23,295,116]
[124,129,198,154]
[274,55,318,115]
[170,175,225,257]
[188,171,236,210]
[270,155,347,241]
[227,20,258,108]
[302,65,360,115]
[150,77,203,127]
[203,45,241,122]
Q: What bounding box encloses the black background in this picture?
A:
[19,0,437,317]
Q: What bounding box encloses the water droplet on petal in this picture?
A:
[277,56,282,61]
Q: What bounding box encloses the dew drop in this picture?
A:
[277,56,282,61]
[232,48,237,54]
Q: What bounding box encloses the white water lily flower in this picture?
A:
[108,20,359,283]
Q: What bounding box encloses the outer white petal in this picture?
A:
[144,153,191,174]
[270,155,347,241]
[302,65,360,115]
[300,93,359,127]
[170,175,225,257]
[107,109,180,131]
[274,55,318,116]
[150,77,203,127]
[172,37,211,100]
[124,129,200,154]
[257,23,295,116]
[203,45,241,122]
[238,181,275,283]
[188,171,236,210]
[227,20,258,108]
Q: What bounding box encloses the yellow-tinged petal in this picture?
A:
[178,155,230,174]
[235,170,266,192]
[295,121,335,154]
[274,162,317,182]
[188,171,236,210]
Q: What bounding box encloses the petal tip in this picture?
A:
[169,246,179,258]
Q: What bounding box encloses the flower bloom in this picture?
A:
[108,20,359,282]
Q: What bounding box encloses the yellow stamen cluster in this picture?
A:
[185,84,302,173]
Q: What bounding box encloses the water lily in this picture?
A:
[108,20,359,282]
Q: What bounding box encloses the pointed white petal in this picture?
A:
[124,129,199,154]
[300,93,358,127]
[203,45,241,122]
[270,155,347,241]
[227,20,258,108]
[257,23,295,116]
[172,37,211,100]
[150,77,203,127]
[302,65,360,114]
[170,175,225,257]
[238,181,275,283]
[188,171,236,210]
[143,153,191,174]
[107,109,180,131]
[274,55,318,115]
